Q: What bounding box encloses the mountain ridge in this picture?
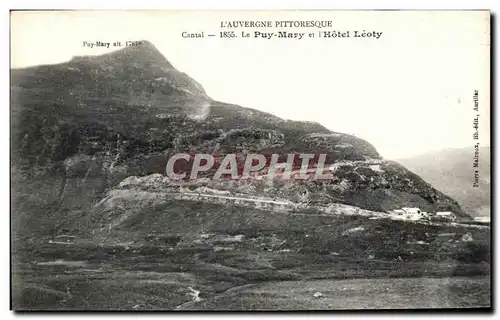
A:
[10,41,470,239]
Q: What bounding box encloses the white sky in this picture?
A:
[10,10,490,159]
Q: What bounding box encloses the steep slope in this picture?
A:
[10,41,468,239]
[397,147,490,218]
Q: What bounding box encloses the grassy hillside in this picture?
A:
[12,197,490,310]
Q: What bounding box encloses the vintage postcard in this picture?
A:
[10,10,491,311]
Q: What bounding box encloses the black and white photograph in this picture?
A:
[9,10,491,311]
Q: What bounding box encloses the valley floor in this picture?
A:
[11,195,491,311]
[179,276,491,310]
[11,238,491,311]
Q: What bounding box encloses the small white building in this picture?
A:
[402,207,422,215]
[436,211,456,221]
[474,216,490,223]
[391,207,428,221]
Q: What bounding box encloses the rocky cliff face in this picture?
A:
[10,41,468,238]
